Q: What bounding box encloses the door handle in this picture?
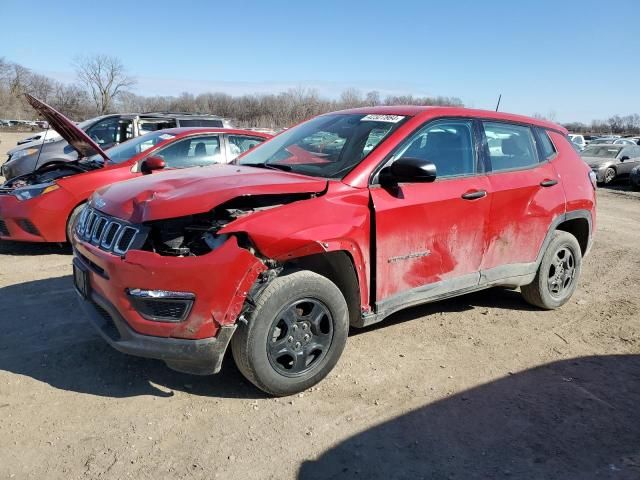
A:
[540,179,558,187]
[461,190,487,200]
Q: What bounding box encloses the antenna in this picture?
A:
[495,94,502,112]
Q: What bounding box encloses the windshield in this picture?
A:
[89,131,175,164]
[238,113,408,178]
[581,146,621,158]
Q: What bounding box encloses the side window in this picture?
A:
[86,117,120,146]
[390,119,476,178]
[227,135,266,161]
[155,136,222,168]
[483,122,539,172]
[86,117,133,146]
[535,128,556,160]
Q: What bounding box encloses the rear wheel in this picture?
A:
[603,167,616,185]
[231,270,349,396]
[521,231,582,310]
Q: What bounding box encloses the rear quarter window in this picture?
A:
[535,128,556,160]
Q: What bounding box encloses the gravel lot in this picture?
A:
[1,132,639,479]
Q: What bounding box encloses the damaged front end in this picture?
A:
[139,193,313,259]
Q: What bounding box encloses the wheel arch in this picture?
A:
[537,210,593,265]
[282,250,362,328]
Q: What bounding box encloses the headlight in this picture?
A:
[8,148,39,161]
[13,183,60,201]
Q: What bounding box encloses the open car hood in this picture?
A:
[91,164,328,223]
[24,94,109,162]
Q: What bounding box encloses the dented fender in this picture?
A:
[218,184,373,309]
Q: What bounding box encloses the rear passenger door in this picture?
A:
[480,122,566,277]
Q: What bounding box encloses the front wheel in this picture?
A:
[231,270,349,396]
[521,231,582,310]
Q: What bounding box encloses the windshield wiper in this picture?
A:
[244,162,292,172]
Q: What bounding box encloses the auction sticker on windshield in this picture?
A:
[361,114,405,123]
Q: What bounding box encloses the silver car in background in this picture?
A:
[581,144,640,185]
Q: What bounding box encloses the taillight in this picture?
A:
[589,171,597,190]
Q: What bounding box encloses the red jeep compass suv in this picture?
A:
[72,107,596,395]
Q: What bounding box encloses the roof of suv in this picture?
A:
[335,106,567,134]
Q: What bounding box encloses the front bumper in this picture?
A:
[76,283,236,375]
[0,189,72,242]
[591,167,606,183]
[72,234,266,372]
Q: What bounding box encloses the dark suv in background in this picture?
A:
[2,112,233,180]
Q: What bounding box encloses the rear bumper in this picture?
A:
[76,283,236,375]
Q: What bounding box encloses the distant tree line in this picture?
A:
[0,56,462,129]
[562,115,640,135]
[5,55,637,134]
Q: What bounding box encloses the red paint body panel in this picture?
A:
[0,128,270,243]
[93,164,327,223]
[219,181,372,308]
[371,176,491,300]
[481,161,566,269]
[74,235,266,339]
[548,131,597,225]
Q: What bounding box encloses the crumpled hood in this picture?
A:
[91,164,328,223]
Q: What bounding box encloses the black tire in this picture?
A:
[66,203,86,243]
[231,270,349,396]
[521,231,582,310]
[603,167,616,185]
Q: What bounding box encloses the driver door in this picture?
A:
[370,119,491,305]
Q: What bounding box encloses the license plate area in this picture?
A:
[73,260,91,299]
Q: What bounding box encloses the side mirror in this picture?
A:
[620,156,630,162]
[141,156,166,175]
[380,157,437,185]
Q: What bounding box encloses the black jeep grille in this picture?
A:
[76,206,144,255]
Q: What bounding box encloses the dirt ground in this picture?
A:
[0,131,639,479]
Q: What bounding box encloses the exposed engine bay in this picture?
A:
[142,193,314,257]
[2,159,101,190]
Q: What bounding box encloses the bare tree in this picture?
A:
[74,54,135,114]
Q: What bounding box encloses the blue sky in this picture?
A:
[2,0,639,122]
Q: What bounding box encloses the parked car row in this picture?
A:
[569,133,640,151]
[0,119,48,128]
[579,143,640,185]
[0,95,596,395]
[2,111,233,179]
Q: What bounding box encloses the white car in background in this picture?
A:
[568,134,586,150]
[16,129,61,145]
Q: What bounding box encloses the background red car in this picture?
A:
[0,96,271,243]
